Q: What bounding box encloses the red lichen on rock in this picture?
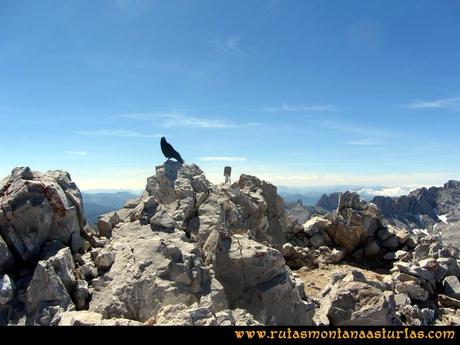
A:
[42,183,67,218]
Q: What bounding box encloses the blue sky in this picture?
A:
[0,0,459,193]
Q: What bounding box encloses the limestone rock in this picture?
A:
[0,274,14,305]
[0,167,86,262]
[443,276,460,299]
[45,247,76,292]
[204,233,314,325]
[26,261,75,316]
[58,311,143,326]
[0,237,14,274]
[227,174,290,247]
[302,216,331,236]
[316,271,397,325]
[282,243,318,270]
[97,212,120,238]
[73,280,90,310]
[149,303,260,326]
[91,246,115,272]
[89,222,212,322]
[395,281,429,302]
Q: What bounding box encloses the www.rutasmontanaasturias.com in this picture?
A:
[234,327,456,340]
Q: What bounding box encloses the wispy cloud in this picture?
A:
[345,138,379,146]
[199,156,247,162]
[262,103,336,112]
[118,112,259,129]
[214,35,249,57]
[77,130,161,138]
[316,120,392,138]
[406,97,460,110]
[65,151,88,156]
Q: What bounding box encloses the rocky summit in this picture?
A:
[0,163,459,326]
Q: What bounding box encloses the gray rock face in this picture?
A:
[227,174,290,247]
[0,167,86,262]
[91,246,115,272]
[150,303,260,326]
[0,237,14,273]
[97,212,120,238]
[58,311,143,326]
[315,271,397,326]
[203,233,314,325]
[315,193,340,212]
[45,247,76,292]
[89,222,212,322]
[303,216,331,236]
[72,280,90,310]
[26,261,75,315]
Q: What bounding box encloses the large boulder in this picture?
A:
[315,271,398,326]
[227,175,290,247]
[26,261,75,317]
[0,167,87,262]
[203,232,314,325]
[89,221,214,322]
[325,193,384,254]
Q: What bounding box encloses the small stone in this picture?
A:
[363,240,381,259]
[0,274,15,305]
[395,281,429,302]
[395,228,410,244]
[91,247,115,272]
[438,294,460,309]
[382,236,400,250]
[72,280,90,310]
[395,250,410,261]
[384,252,396,260]
[443,276,460,299]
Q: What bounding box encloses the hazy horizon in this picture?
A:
[1,1,459,191]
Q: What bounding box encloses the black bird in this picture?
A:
[160,137,184,163]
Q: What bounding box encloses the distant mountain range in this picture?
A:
[82,191,139,224]
[284,180,460,248]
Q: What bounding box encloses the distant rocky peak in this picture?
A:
[444,180,460,190]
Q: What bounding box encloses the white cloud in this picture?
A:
[77,130,161,138]
[118,112,259,129]
[316,120,393,138]
[214,35,249,57]
[199,156,247,162]
[65,151,88,156]
[356,186,417,197]
[262,103,336,112]
[161,114,235,128]
[345,138,379,146]
[407,97,460,110]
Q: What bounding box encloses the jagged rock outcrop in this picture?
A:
[203,232,314,325]
[314,271,397,326]
[0,167,87,262]
[288,192,412,262]
[88,162,313,325]
[88,222,213,321]
[1,164,459,327]
[315,192,340,212]
[371,181,460,245]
